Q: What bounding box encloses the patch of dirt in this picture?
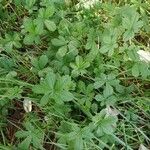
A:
[6,100,24,144]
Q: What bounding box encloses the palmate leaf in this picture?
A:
[94,73,119,97]
[70,56,90,77]
[32,80,51,94]
[22,18,35,33]
[53,77,74,103]
[100,43,118,56]
[100,116,117,129]
[38,5,55,19]
[122,11,143,41]
[31,54,48,70]
[32,72,74,104]
[57,122,92,150]
[16,123,44,150]
[1,33,21,52]
[54,75,72,91]
[32,72,56,94]
[55,91,74,102]
[23,34,35,45]
[51,36,68,47]
[99,28,118,56]
[25,0,36,11]
[93,110,118,136]
[2,1,149,149]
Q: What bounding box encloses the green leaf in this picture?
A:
[38,5,55,18]
[40,94,50,106]
[56,46,68,57]
[122,11,143,41]
[86,42,99,62]
[32,133,44,149]
[51,36,67,46]
[6,71,17,79]
[31,57,39,68]
[18,136,32,150]
[32,72,55,94]
[68,40,79,54]
[6,86,22,99]
[32,82,50,94]
[101,117,117,134]
[45,72,56,90]
[91,103,98,113]
[74,137,83,150]
[25,0,36,11]
[70,55,90,77]
[60,91,74,102]
[94,78,105,89]
[103,83,113,97]
[23,34,35,45]
[139,62,149,78]
[99,28,118,56]
[34,18,44,35]
[127,47,139,61]
[16,123,44,150]
[44,20,56,32]
[132,63,139,77]
[95,94,104,102]
[75,56,83,67]
[15,131,29,138]
[123,30,134,41]
[39,54,48,69]
[54,91,74,104]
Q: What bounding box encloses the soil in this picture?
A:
[6,100,24,144]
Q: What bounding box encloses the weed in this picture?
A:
[0,0,150,149]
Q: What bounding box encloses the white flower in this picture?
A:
[77,0,99,9]
[40,77,44,81]
[65,0,71,6]
[139,144,148,150]
[23,99,32,113]
[30,67,33,71]
[44,116,49,122]
[137,50,150,63]
[105,106,119,117]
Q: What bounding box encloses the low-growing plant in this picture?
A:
[0,0,150,149]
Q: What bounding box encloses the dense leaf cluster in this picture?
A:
[0,0,150,149]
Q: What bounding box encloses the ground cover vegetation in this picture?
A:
[0,0,150,149]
